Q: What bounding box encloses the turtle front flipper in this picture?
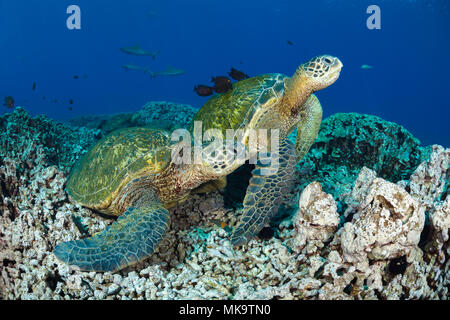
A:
[54,194,169,272]
[295,94,322,161]
[230,138,297,246]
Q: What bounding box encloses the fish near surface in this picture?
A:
[122,64,145,71]
[148,50,160,60]
[147,66,185,78]
[120,45,160,60]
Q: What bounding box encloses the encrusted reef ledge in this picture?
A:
[67,101,197,135]
[0,106,448,300]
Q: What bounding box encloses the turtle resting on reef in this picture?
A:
[54,55,343,272]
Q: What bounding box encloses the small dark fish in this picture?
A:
[194,85,215,97]
[69,99,74,105]
[211,76,232,93]
[32,82,36,91]
[68,106,73,111]
[228,67,249,81]
[3,96,14,109]
[73,75,79,79]
[287,40,294,46]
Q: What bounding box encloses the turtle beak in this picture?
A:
[328,58,343,83]
[336,58,343,72]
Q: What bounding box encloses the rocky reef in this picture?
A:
[67,101,197,135]
[0,105,448,300]
[293,113,432,204]
[0,107,101,173]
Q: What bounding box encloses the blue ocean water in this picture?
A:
[0,0,449,146]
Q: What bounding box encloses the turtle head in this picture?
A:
[281,55,342,119]
[300,55,343,91]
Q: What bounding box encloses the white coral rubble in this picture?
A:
[0,141,448,300]
[409,145,449,209]
[341,178,425,263]
[292,181,339,252]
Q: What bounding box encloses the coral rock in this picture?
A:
[430,198,450,243]
[68,101,197,135]
[409,145,449,210]
[1,106,447,300]
[294,113,430,201]
[292,181,339,252]
[341,178,425,263]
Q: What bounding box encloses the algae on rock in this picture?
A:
[67,101,197,135]
[0,107,102,173]
[1,105,448,300]
[293,113,431,204]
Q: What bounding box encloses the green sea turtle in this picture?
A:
[54,55,343,272]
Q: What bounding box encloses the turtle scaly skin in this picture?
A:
[54,55,342,272]
[66,127,172,214]
[191,74,287,136]
[55,128,221,272]
[190,55,343,245]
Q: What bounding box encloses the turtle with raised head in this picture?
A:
[54,55,343,272]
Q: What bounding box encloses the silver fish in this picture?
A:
[122,64,145,71]
[146,66,185,78]
[120,45,160,60]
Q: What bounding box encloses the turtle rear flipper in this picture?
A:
[230,138,297,246]
[54,195,169,272]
